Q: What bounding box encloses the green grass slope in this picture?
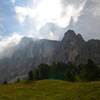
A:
[0,80,100,100]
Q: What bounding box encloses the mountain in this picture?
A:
[0,30,100,83]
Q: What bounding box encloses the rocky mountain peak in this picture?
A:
[0,30,100,83]
[64,30,76,37]
[76,33,85,43]
[62,30,76,42]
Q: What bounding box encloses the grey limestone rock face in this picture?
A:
[0,30,100,82]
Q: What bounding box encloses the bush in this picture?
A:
[38,64,50,79]
[16,78,20,83]
[3,80,8,85]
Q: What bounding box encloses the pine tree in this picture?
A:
[28,70,34,80]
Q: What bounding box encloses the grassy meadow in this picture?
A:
[0,80,100,100]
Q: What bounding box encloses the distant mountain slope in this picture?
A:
[0,30,100,82]
[57,30,100,64]
[0,80,100,100]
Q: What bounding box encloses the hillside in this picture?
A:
[0,80,100,100]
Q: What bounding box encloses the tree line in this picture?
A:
[28,59,100,82]
[3,59,100,84]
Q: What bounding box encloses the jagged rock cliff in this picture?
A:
[0,30,100,82]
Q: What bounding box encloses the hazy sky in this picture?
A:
[0,0,100,42]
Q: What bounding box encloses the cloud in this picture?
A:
[4,0,100,42]
[14,0,87,41]
[0,33,23,58]
[39,23,66,40]
[0,0,100,59]
[91,0,100,16]
[15,0,86,30]
[9,0,16,3]
[15,6,29,23]
[70,0,100,40]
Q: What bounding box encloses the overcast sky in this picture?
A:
[0,0,100,42]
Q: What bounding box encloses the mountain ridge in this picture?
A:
[0,30,100,83]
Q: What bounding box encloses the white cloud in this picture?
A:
[0,33,23,58]
[49,32,59,40]
[92,2,100,16]
[9,0,16,3]
[84,0,100,16]
[15,6,36,24]
[15,6,29,23]
[15,0,86,29]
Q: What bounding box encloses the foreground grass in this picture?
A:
[0,80,100,100]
